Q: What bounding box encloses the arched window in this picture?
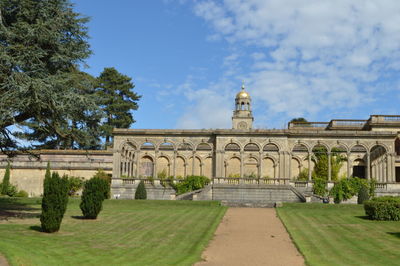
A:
[244,143,259,152]
[225,143,240,151]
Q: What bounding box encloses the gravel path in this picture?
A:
[196,208,304,266]
[0,254,8,266]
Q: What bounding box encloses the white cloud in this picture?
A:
[184,0,400,126]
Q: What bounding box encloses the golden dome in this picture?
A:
[236,84,250,99]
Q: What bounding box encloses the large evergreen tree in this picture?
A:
[96,67,140,146]
[0,0,96,153]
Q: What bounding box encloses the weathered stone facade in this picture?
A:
[111,86,400,201]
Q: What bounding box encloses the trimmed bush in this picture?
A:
[80,177,109,219]
[1,163,11,195]
[357,185,369,204]
[313,178,327,197]
[93,170,111,199]
[364,197,400,221]
[329,177,371,204]
[135,180,147,199]
[40,172,69,233]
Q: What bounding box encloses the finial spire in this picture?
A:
[241,81,245,90]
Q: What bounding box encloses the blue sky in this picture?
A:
[73,0,400,130]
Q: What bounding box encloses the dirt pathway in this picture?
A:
[196,208,304,266]
[0,254,9,266]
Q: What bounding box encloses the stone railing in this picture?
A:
[212,177,290,185]
[328,119,366,129]
[292,181,312,188]
[374,183,387,190]
[288,122,329,130]
[113,178,185,186]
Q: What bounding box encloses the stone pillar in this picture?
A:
[288,152,292,180]
[366,152,370,180]
[135,151,140,177]
[383,157,387,183]
[258,152,263,178]
[154,150,158,178]
[389,153,395,182]
[308,152,312,181]
[113,150,121,178]
[173,151,177,179]
[192,151,196,176]
[240,151,244,177]
[328,152,331,181]
[215,150,224,178]
[347,152,351,178]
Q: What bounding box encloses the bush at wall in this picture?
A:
[173,175,210,195]
[40,172,69,233]
[364,197,400,221]
[15,190,29,197]
[135,180,147,199]
[313,178,327,197]
[330,177,375,204]
[357,185,370,204]
[1,163,11,195]
[80,177,109,219]
[93,170,111,199]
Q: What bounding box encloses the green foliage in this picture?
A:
[290,117,308,123]
[312,178,327,196]
[0,0,97,151]
[135,180,147,200]
[5,184,18,197]
[15,190,29,197]
[297,168,309,181]
[66,176,84,196]
[311,147,345,181]
[357,185,370,204]
[96,67,141,146]
[80,177,108,219]
[93,170,111,199]
[369,178,376,198]
[40,172,69,233]
[1,163,10,195]
[228,173,241,178]
[172,175,210,195]
[364,197,400,221]
[329,177,371,204]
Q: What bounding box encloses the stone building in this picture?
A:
[112,85,400,186]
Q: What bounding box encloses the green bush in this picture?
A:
[66,176,84,196]
[172,175,210,195]
[297,168,309,181]
[6,184,18,197]
[40,172,69,233]
[357,185,370,204]
[93,170,111,199]
[1,163,11,195]
[15,190,29,197]
[329,177,374,204]
[313,178,327,197]
[135,180,147,200]
[80,177,109,219]
[364,197,400,221]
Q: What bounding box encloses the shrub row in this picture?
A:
[364,196,400,221]
[172,175,210,195]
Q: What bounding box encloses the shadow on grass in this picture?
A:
[29,225,43,232]
[0,198,41,220]
[355,215,371,220]
[387,232,400,239]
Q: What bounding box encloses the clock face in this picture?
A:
[238,121,247,129]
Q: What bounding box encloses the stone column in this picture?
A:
[308,152,312,181]
[288,152,292,180]
[327,152,331,181]
[258,152,263,178]
[215,150,224,178]
[366,152,370,180]
[154,150,158,178]
[240,151,244,177]
[192,151,196,176]
[347,152,351,178]
[113,150,121,178]
[173,151,177,179]
[135,151,140,177]
[389,153,395,182]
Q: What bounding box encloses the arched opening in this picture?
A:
[175,156,185,178]
[226,157,240,177]
[178,143,193,151]
[140,142,155,151]
[197,143,212,151]
[262,157,275,178]
[370,144,387,181]
[244,143,259,152]
[157,156,170,177]
[264,143,279,152]
[188,156,201,176]
[225,143,240,152]
[311,144,328,180]
[139,156,154,178]
[396,138,400,155]
[330,145,347,180]
[244,157,258,178]
[352,159,365,179]
[203,157,213,178]
[159,142,174,151]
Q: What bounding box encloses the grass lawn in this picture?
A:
[0,198,227,266]
[277,203,400,266]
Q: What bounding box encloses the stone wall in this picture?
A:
[0,150,112,196]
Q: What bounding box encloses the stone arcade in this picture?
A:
[111,85,400,204]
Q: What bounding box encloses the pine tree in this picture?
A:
[40,172,69,233]
[135,181,147,200]
[0,0,95,152]
[96,68,141,147]
[1,162,10,195]
[80,177,109,219]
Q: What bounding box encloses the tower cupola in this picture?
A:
[232,84,254,130]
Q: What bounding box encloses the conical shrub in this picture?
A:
[80,177,109,219]
[135,180,147,200]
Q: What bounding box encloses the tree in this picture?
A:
[96,67,141,147]
[0,0,95,153]
[40,172,69,233]
[1,162,10,195]
[80,177,109,219]
[135,180,147,200]
[290,118,308,123]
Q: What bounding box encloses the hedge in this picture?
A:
[364,196,400,221]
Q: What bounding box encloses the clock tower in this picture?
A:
[232,84,254,130]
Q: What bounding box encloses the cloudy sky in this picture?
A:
[74,0,400,129]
